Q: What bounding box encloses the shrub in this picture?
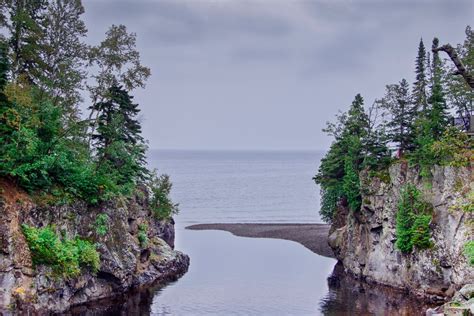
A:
[411,214,433,249]
[21,225,100,278]
[148,171,179,220]
[138,223,148,248]
[395,184,433,253]
[464,241,474,266]
[94,213,109,236]
[431,127,474,167]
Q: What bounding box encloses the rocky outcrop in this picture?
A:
[328,163,473,303]
[0,179,189,314]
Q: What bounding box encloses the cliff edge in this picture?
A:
[328,163,473,304]
[0,179,189,314]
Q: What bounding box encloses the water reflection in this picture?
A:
[320,262,433,315]
[69,233,434,316]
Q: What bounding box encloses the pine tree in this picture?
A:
[412,39,428,113]
[3,0,47,83]
[92,85,148,186]
[343,135,362,212]
[343,94,369,138]
[427,38,450,140]
[315,94,370,220]
[379,79,416,154]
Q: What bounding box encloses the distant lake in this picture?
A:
[148,149,324,225]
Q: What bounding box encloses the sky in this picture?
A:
[82,0,473,151]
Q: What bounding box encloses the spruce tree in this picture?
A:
[379,79,416,154]
[315,94,370,220]
[3,0,47,83]
[412,39,428,113]
[343,135,362,212]
[427,38,450,140]
[92,85,148,186]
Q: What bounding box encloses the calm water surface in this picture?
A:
[148,150,336,314]
[72,150,429,315]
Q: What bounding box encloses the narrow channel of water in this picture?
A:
[70,150,431,315]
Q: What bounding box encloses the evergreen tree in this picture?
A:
[412,39,428,113]
[363,101,391,169]
[315,94,370,220]
[343,135,362,212]
[343,93,369,139]
[427,38,450,140]
[379,79,416,154]
[92,85,148,187]
[3,0,47,83]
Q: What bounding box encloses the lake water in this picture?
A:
[73,150,429,315]
[148,150,324,225]
[147,150,339,315]
[145,150,428,315]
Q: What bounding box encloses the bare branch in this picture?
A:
[433,43,474,89]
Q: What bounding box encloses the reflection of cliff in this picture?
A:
[319,262,434,315]
[68,281,169,316]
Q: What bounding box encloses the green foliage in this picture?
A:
[464,241,474,266]
[138,222,148,248]
[149,171,179,220]
[395,185,433,253]
[319,185,343,223]
[92,85,148,190]
[21,225,100,278]
[431,127,473,167]
[427,38,450,140]
[315,94,391,222]
[411,214,432,249]
[0,4,154,207]
[407,113,436,178]
[0,83,106,204]
[94,213,109,237]
[378,78,417,153]
[412,39,428,111]
[343,136,362,212]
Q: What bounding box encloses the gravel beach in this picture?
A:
[186,223,335,258]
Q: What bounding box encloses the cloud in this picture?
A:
[81,0,473,150]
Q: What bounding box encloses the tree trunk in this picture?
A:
[433,44,474,89]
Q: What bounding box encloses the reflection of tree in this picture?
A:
[319,262,435,315]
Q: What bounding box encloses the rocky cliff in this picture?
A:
[328,163,473,303]
[0,179,189,314]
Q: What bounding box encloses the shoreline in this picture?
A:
[186,223,335,259]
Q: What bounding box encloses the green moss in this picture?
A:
[21,225,100,278]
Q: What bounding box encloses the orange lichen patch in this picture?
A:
[0,177,31,207]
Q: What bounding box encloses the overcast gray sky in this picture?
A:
[82,0,473,151]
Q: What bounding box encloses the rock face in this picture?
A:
[0,180,189,314]
[328,163,473,303]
